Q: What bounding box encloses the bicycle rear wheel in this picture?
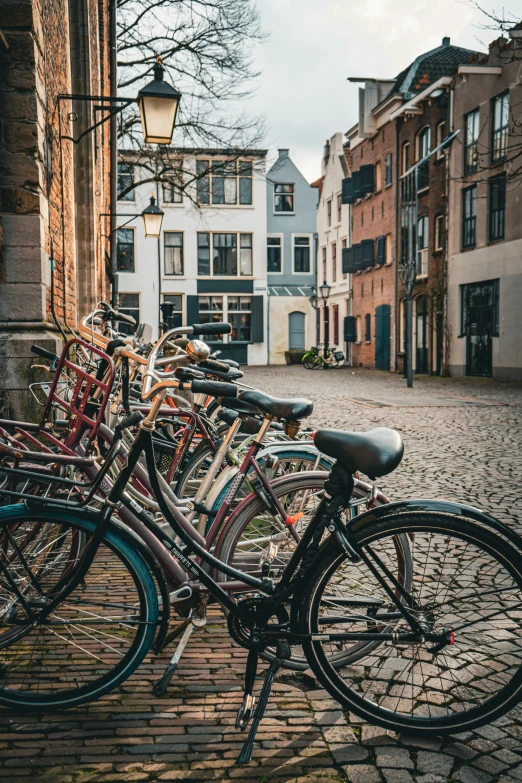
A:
[301,511,522,734]
[0,505,158,711]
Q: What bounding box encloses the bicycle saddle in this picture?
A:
[238,390,313,422]
[314,427,403,480]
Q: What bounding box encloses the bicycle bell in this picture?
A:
[186,338,210,363]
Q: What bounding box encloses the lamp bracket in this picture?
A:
[58,94,135,144]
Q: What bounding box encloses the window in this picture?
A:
[294,235,311,273]
[365,313,371,343]
[337,193,342,223]
[417,127,431,190]
[162,161,183,204]
[385,233,393,264]
[327,199,332,226]
[164,232,184,276]
[118,294,139,335]
[333,304,339,345]
[375,161,382,190]
[196,159,253,205]
[197,232,253,276]
[488,173,506,243]
[435,214,444,252]
[436,121,446,159]
[116,228,135,272]
[460,279,499,337]
[462,186,477,249]
[332,242,337,283]
[161,294,183,329]
[267,236,282,273]
[322,246,327,280]
[385,153,392,186]
[491,92,509,163]
[464,109,479,174]
[117,162,134,201]
[274,183,294,212]
[356,315,361,343]
[341,238,347,280]
[198,295,252,342]
[417,215,428,277]
[401,142,410,175]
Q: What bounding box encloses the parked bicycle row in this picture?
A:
[0,302,521,764]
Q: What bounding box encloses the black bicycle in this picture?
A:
[2,326,522,764]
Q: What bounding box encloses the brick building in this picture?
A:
[0,0,112,418]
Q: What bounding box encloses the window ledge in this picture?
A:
[273,211,295,216]
[417,187,429,195]
[385,182,393,189]
[487,238,505,246]
[364,340,371,345]
[416,274,428,281]
[461,245,477,252]
[384,261,393,266]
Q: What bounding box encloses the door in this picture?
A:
[288,311,305,351]
[375,304,391,370]
[464,281,497,377]
[415,296,428,374]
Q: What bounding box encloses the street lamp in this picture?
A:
[318,280,331,358]
[137,60,182,145]
[141,193,164,238]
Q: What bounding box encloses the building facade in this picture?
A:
[447,36,522,379]
[0,0,112,418]
[316,133,351,358]
[266,149,317,364]
[117,149,268,365]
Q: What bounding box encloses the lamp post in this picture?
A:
[137,60,181,145]
[319,280,331,358]
[141,193,164,238]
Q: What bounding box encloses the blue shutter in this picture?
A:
[342,246,353,273]
[361,239,374,269]
[341,177,355,204]
[344,316,356,342]
[353,243,363,270]
[352,170,363,199]
[376,235,386,265]
[251,296,264,342]
[360,164,375,194]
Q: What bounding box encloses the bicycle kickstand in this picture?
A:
[153,600,208,696]
[237,640,290,765]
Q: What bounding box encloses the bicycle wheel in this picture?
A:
[301,511,522,734]
[216,473,409,670]
[0,505,158,711]
[302,352,323,370]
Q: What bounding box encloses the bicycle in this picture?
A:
[2,326,522,766]
[302,344,345,369]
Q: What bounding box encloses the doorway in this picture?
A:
[288,311,305,351]
[375,304,391,371]
[415,295,428,374]
[463,281,498,377]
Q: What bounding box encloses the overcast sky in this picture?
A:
[252,0,521,182]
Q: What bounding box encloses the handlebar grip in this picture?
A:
[199,358,230,373]
[111,309,136,326]
[191,379,238,399]
[191,322,232,336]
[31,344,59,362]
[113,411,144,440]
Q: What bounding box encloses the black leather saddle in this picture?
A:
[238,390,313,422]
[314,427,403,480]
[222,397,261,417]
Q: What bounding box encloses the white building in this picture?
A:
[116,148,268,365]
[315,133,351,358]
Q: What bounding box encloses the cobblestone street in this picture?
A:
[1,368,521,783]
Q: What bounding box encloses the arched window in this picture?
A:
[417,126,431,190]
[417,215,429,277]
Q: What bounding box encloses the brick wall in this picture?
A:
[350,122,396,369]
[0,0,110,418]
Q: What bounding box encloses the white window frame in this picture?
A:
[416,215,429,278]
[273,183,295,214]
[162,293,184,327]
[336,193,342,224]
[385,233,393,265]
[197,231,254,278]
[434,215,444,252]
[198,294,253,343]
[436,121,446,160]
[118,292,140,332]
[195,157,254,208]
[163,231,184,277]
[117,162,135,202]
[267,233,284,275]
[162,161,184,206]
[116,226,136,274]
[291,233,313,275]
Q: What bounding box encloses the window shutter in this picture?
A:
[361,239,374,269]
[377,235,386,265]
[342,246,353,274]
[251,295,264,342]
[186,295,199,330]
[341,177,355,204]
[353,243,363,270]
[344,315,356,342]
[360,164,375,194]
[352,170,363,199]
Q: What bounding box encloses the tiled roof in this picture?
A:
[388,39,479,98]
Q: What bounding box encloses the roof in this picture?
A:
[388,38,479,98]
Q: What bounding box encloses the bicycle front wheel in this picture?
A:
[301,511,522,735]
[0,505,158,711]
[302,352,323,370]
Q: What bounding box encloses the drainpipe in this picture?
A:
[393,117,400,372]
[109,0,118,307]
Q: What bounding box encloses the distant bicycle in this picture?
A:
[302,344,345,370]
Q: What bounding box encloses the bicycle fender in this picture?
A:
[348,498,522,551]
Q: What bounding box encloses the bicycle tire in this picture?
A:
[300,510,522,734]
[0,505,158,712]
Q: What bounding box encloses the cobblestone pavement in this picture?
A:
[1,368,522,783]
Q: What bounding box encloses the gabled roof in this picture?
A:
[389,38,479,98]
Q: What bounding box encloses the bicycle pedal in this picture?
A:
[235,693,256,730]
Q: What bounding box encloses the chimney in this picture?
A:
[442,37,450,47]
[278,148,289,159]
